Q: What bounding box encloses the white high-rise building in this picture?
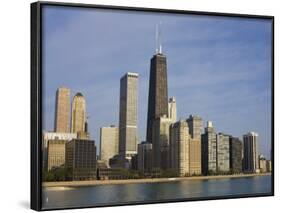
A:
[119,72,138,168]
[170,120,190,176]
[100,125,119,167]
[168,97,177,123]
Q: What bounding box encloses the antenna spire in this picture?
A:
[159,21,162,54]
[155,22,163,54]
[155,24,158,54]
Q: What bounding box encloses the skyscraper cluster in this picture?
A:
[44,26,271,182]
[43,89,96,180]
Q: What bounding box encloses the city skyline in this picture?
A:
[42,6,272,159]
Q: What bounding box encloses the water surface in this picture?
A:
[42,175,272,209]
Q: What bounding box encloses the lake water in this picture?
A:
[42,175,272,209]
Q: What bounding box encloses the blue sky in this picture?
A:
[42,5,272,159]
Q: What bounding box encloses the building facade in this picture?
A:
[201,121,217,175]
[168,97,177,123]
[54,87,71,133]
[119,72,138,168]
[42,132,77,171]
[47,139,67,171]
[259,155,267,173]
[186,115,202,175]
[152,115,173,170]
[189,138,201,175]
[186,115,203,140]
[217,133,230,173]
[65,139,97,180]
[243,132,259,173]
[99,126,119,167]
[229,137,242,173]
[170,120,190,176]
[137,142,153,173]
[146,52,168,144]
[71,92,86,134]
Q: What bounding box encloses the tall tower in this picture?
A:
[54,87,70,132]
[217,133,230,172]
[71,92,86,134]
[186,115,202,175]
[119,72,138,168]
[170,120,190,176]
[146,23,168,143]
[229,137,242,173]
[201,121,217,175]
[243,132,259,173]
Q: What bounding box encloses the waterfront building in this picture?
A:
[54,87,71,133]
[168,97,177,123]
[152,115,173,170]
[201,121,217,175]
[42,132,77,171]
[47,139,67,171]
[146,27,168,144]
[100,125,119,167]
[97,168,132,180]
[229,137,243,173]
[186,115,203,140]
[170,120,190,176]
[119,72,138,168]
[65,139,97,180]
[187,115,202,175]
[259,155,267,173]
[217,133,230,173]
[243,132,259,173]
[137,141,153,173]
[71,92,86,134]
[189,138,201,175]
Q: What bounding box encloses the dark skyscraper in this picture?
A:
[229,137,242,173]
[146,24,168,143]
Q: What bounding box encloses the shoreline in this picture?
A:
[43,173,271,187]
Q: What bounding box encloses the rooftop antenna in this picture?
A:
[155,22,163,54]
[155,24,158,54]
[159,21,162,54]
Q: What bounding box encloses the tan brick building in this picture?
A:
[47,139,67,171]
[71,92,86,134]
[170,120,190,176]
[189,138,201,175]
[54,87,70,133]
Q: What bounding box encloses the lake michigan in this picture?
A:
[42,175,272,209]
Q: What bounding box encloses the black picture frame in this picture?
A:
[31,1,274,211]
